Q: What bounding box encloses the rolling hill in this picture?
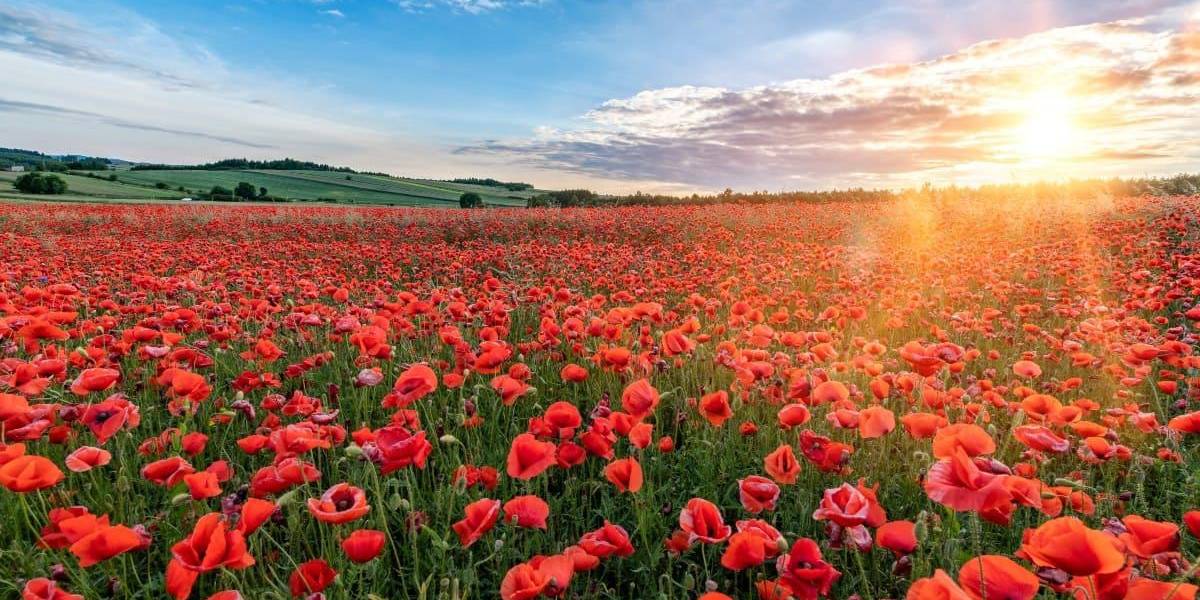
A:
[68,169,536,206]
[0,148,545,207]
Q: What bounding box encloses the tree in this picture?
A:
[234,181,257,201]
[459,192,483,208]
[13,172,67,194]
[210,185,232,201]
[259,186,268,198]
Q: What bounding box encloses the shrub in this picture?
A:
[13,172,68,195]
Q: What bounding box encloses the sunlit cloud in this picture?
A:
[463,12,1200,190]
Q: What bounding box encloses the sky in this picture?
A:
[2,0,1199,193]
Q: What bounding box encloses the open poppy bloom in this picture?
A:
[0,454,64,492]
[453,498,501,547]
[507,433,557,480]
[503,495,551,529]
[603,457,644,493]
[1017,517,1126,577]
[166,513,256,599]
[307,482,371,524]
[289,559,336,597]
[679,498,731,544]
[956,555,1039,600]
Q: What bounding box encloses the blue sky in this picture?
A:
[2,0,1198,192]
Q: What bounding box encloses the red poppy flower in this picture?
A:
[307,482,371,524]
[764,444,800,484]
[69,523,141,568]
[679,498,731,544]
[341,529,387,563]
[166,513,255,599]
[698,390,733,426]
[604,457,644,493]
[0,454,64,492]
[620,379,660,419]
[932,424,996,459]
[876,520,917,556]
[908,570,970,599]
[957,555,1039,600]
[69,368,120,396]
[776,537,840,598]
[738,475,780,513]
[720,531,768,571]
[503,495,551,529]
[560,363,589,383]
[288,559,336,598]
[858,406,896,439]
[371,425,433,473]
[578,521,634,558]
[453,498,501,547]
[21,578,83,600]
[141,456,195,487]
[506,433,557,480]
[1017,516,1126,577]
[1118,515,1178,558]
[812,482,872,527]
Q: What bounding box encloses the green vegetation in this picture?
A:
[0,171,177,200]
[98,169,534,206]
[131,157,361,173]
[450,177,533,191]
[0,148,119,172]
[12,172,68,194]
[458,191,483,208]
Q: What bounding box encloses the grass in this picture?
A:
[0,171,180,199]
[85,169,534,206]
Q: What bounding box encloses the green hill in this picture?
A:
[0,171,179,200]
[0,148,545,206]
[86,169,536,206]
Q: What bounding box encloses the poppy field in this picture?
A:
[3,195,1200,600]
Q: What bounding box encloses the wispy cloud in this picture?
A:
[320,8,345,18]
[0,2,399,165]
[462,12,1200,190]
[393,0,547,15]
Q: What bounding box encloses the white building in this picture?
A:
[8,165,25,172]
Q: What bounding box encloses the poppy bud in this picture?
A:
[276,489,301,507]
[49,564,68,582]
[439,434,460,445]
[384,494,405,511]
[345,444,364,458]
[682,573,695,590]
[171,492,191,505]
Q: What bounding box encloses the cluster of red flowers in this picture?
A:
[1,197,1199,599]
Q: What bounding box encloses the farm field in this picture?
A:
[91,169,534,206]
[1,196,1199,600]
[0,171,180,200]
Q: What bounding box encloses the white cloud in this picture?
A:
[462,14,1200,190]
[321,9,345,18]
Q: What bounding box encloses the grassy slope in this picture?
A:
[98,169,532,206]
[0,171,179,199]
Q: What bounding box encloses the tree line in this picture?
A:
[521,174,1200,208]
[449,178,533,191]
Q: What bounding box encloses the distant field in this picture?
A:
[90,169,535,206]
[0,171,179,199]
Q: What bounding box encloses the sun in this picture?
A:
[1015,91,1081,163]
